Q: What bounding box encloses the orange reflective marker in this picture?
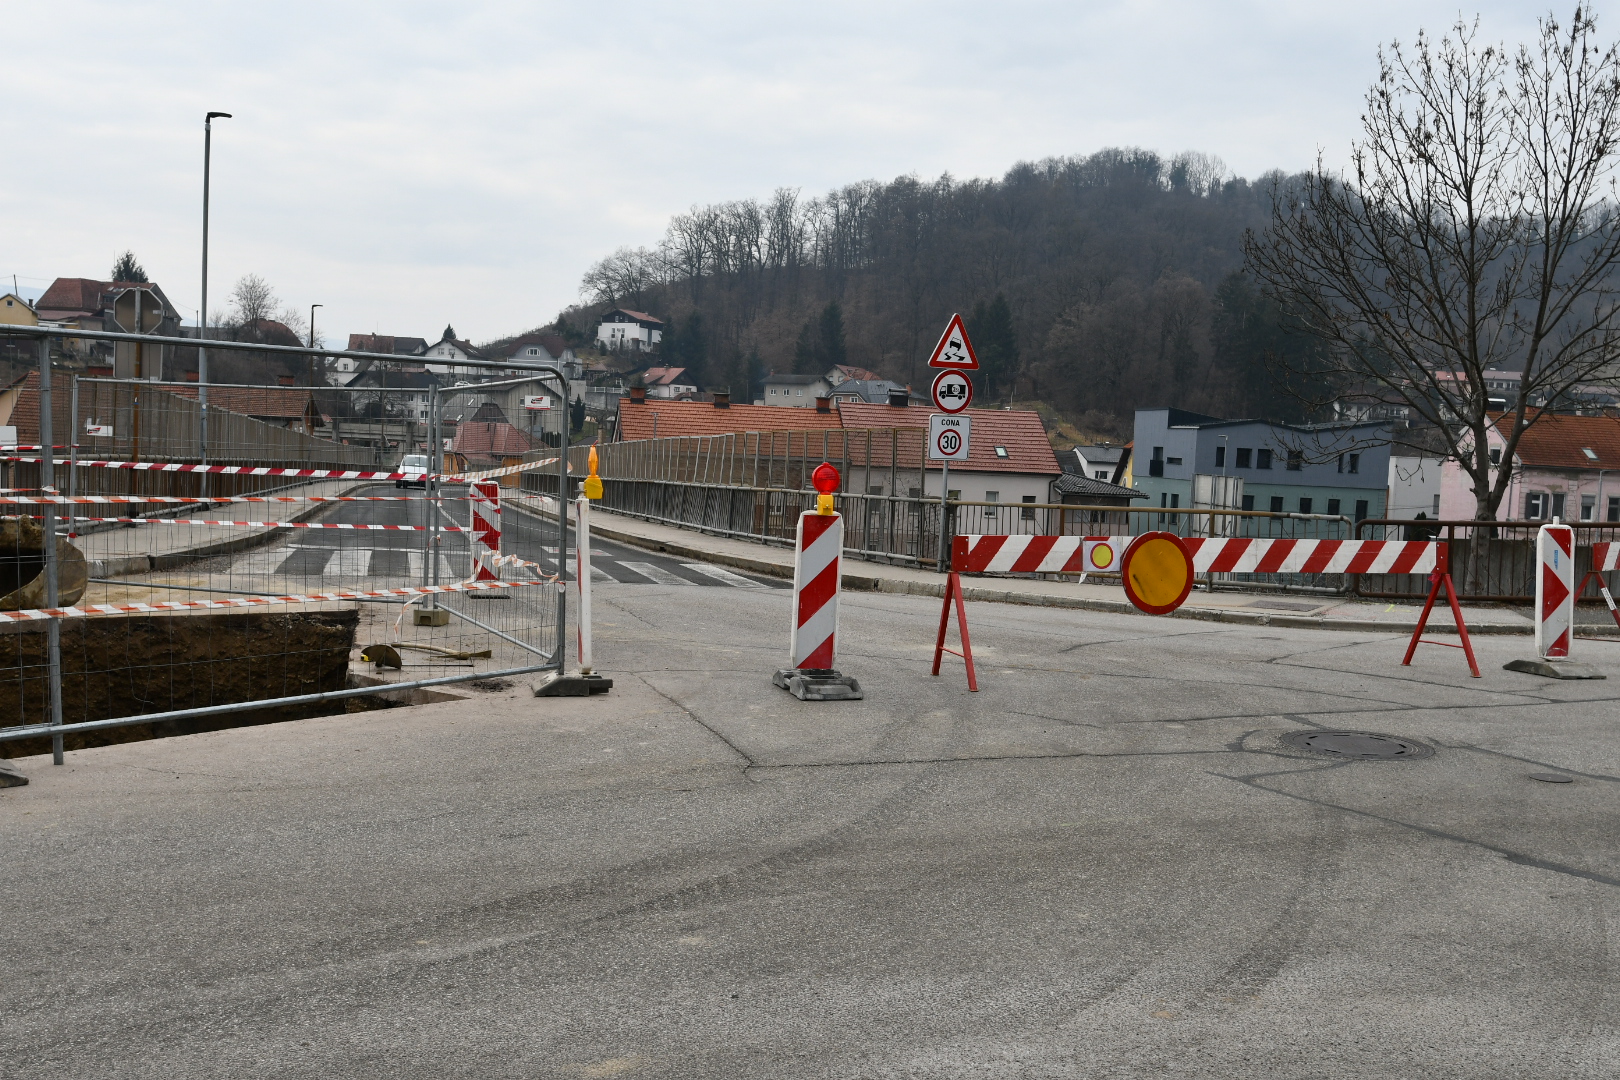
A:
[1121,531,1194,615]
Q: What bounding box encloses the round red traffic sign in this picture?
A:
[931,369,973,413]
[1120,531,1195,615]
[935,427,963,457]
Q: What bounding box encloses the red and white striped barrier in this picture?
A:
[70,517,469,532]
[469,480,501,581]
[0,495,447,505]
[1182,537,1440,574]
[954,535,1125,574]
[1536,522,1575,659]
[774,505,863,700]
[577,493,593,675]
[0,454,559,486]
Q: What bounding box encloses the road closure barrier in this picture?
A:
[1504,522,1602,679]
[469,480,502,582]
[1581,541,1620,631]
[774,464,862,701]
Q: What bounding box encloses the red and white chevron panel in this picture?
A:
[469,480,502,581]
[1180,538,1442,574]
[1593,541,1620,572]
[1537,523,1575,659]
[953,535,1125,574]
[790,511,843,669]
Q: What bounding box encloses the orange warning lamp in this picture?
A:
[583,444,603,500]
[812,461,840,515]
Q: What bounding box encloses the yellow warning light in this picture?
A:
[584,444,603,500]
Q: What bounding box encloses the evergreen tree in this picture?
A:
[818,301,847,369]
[793,320,818,374]
[967,293,1018,402]
[111,250,147,283]
[1210,271,1321,422]
[662,312,708,385]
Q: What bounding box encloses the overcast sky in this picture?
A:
[0,1,1551,347]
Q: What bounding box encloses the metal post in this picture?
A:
[426,385,440,596]
[556,376,569,669]
[68,377,78,538]
[39,338,62,765]
[200,111,231,498]
[938,458,950,572]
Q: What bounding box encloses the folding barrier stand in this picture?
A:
[932,555,978,691]
[1578,540,1620,633]
[774,463,862,701]
[1402,543,1481,678]
[1505,521,1604,680]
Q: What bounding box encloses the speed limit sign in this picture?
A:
[928,413,971,461]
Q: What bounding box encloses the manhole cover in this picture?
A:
[1282,730,1432,759]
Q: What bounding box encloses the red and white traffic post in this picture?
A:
[1506,520,1602,678]
[773,462,863,701]
[469,479,502,581]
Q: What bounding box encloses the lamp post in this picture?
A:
[308,303,322,386]
[200,110,231,490]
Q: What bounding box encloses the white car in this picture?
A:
[396,454,429,488]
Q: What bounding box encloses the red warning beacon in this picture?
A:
[812,462,840,515]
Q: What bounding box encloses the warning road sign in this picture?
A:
[930,369,972,413]
[928,413,971,461]
[927,313,980,370]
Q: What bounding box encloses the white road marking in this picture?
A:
[617,561,698,586]
[681,563,767,588]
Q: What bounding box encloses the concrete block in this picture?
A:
[0,759,26,787]
[1503,658,1607,680]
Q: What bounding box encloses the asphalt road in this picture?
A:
[226,484,784,589]
[4,583,1619,1077]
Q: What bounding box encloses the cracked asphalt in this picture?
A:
[4,581,1619,1078]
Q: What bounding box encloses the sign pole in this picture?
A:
[939,458,949,572]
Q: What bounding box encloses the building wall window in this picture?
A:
[1242,494,1255,511]
[1269,496,1284,513]
[1021,495,1037,521]
[1355,500,1369,521]
[1236,448,1252,468]
[1526,492,1549,519]
[985,491,999,503]
[1552,493,1567,519]
[1257,449,1273,469]
[1348,453,1360,474]
[1286,450,1303,471]
[1299,497,1313,514]
[1215,446,1226,468]
[1327,499,1341,515]
[1583,494,1597,520]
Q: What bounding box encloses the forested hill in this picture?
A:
[567,148,1318,437]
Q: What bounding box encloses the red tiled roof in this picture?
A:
[452,421,533,457]
[612,308,663,325]
[834,364,883,382]
[171,385,318,419]
[837,403,1060,475]
[615,399,843,440]
[643,366,690,387]
[36,278,112,316]
[498,332,570,359]
[2,372,72,443]
[1495,411,1620,469]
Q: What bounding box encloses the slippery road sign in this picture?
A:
[931,369,972,413]
[927,313,980,370]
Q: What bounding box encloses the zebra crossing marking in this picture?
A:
[681,563,767,588]
[618,561,698,586]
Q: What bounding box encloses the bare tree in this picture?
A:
[1247,9,1620,521]
[229,274,277,329]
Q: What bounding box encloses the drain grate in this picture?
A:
[1282,730,1433,759]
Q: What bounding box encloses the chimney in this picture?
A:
[886,387,909,407]
[815,395,832,414]
[629,384,646,404]
[713,389,730,408]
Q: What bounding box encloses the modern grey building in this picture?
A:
[1132,408,1392,521]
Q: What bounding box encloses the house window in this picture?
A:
[1150,446,1165,477]
[1355,500,1369,521]
[1021,495,1037,521]
[1348,453,1360,474]
[1526,492,1549,519]
[1242,494,1255,511]
[1327,499,1341,515]
[1257,449,1273,470]
[1166,456,1182,465]
[527,347,539,355]
[1299,497,1313,514]
[1215,446,1226,468]
[1583,494,1596,520]
[985,491,1000,503]
[1490,447,1501,465]
[1337,453,1344,473]
[1433,494,1441,516]
[1609,496,1620,522]
[1269,496,1284,513]
[1094,471,1108,480]
[1236,448,1252,469]
[1286,450,1303,471]
[1552,493,1567,519]
[994,446,1009,458]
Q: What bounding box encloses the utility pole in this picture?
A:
[200,110,231,492]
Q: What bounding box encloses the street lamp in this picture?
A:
[200,110,231,486]
[308,303,322,385]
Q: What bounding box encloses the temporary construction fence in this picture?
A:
[1353,518,1620,603]
[0,322,574,763]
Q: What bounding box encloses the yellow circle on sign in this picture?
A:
[1089,542,1115,569]
[1124,535,1193,614]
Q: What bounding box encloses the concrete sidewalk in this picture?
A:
[531,498,1571,636]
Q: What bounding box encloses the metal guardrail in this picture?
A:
[1354,518,1620,602]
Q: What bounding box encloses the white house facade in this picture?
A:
[596,309,664,352]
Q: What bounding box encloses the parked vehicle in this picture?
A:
[396,454,429,488]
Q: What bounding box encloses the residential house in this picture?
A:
[1388,454,1447,520]
[827,378,919,406]
[0,293,38,367]
[171,385,324,434]
[1438,412,1620,522]
[492,332,584,390]
[614,387,843,442]
[448,419,534,485]
[838,401,1061,503]
[36,277,181,378]
[642,366,698,399]
[0,292,36,326]
[762,372,832,407]
[420,325,492,380]
[340,333,428,384]
[596,309,664,352]
[1133,408,1392,520]
[1066,444,1128,484]
[826,364,883,386]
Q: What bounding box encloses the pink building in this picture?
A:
[1438,412,1620,522]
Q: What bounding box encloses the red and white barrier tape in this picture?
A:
[69,517,470,532]
[0,494,449,505]
[0,575,554,624]
[1180,537,1440,574]
[0,454,560,485]
[1593,541,1620,572]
